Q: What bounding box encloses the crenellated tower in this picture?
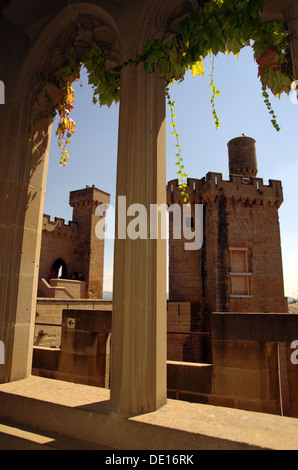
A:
[167,136,287,360]
[38,185,110,299]
[69,185,110,299]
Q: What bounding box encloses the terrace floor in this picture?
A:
[0,375,298,450]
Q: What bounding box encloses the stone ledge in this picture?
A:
[36,298,113,305]
[0,376,298,450]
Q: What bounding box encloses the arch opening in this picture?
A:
[50,258,68,280]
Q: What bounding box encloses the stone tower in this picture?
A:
[39,185,110,299]
[167,136,287,318]
[228,136,258,178]
[69,185,110,298]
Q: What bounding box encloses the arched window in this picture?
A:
[50,259,67,279]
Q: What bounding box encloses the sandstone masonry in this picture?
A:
[38,185,110,299]
[167,137,288,361]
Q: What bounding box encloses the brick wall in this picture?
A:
[167,173,287,315]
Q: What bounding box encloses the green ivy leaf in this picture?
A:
[190,60,205,78]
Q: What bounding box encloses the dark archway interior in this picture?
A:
[50,258,67,279]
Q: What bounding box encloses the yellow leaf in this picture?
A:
[191,60,204,78]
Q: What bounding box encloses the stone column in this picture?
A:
[0,104,51,382]
[11,122,51,381]
[110,61,167,416]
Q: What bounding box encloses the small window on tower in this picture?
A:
[229,248,251,297]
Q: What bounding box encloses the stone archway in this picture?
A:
[2,0,297,419]
[0,0,198,417]
[0,2,121,384]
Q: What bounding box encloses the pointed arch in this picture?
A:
[0,2,122,383]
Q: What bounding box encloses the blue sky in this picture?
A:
[44,46,298,298]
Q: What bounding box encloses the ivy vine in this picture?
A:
[209,54,221,130]
[31,0,294,198]
[166,85,189,202]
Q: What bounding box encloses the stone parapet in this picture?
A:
[1,375,298,449]
[167,173,283,207]
[42,214,78,239]
[34,298,112,348]
[69,185,110,209]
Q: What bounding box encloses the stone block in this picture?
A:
[212,366,280,402]
[60,329,99,356]
[167,361,212,394]
[212,339,278,370]
[287,370,298,403]
[32,347,60,372]
[212,313,298,342]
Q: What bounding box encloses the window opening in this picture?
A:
[229,248,251,297]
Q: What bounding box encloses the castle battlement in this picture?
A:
[167,136,283,208]
[69,185,110,208]
[167,173,283,207]
[42,214,78,238]
[168,137,287,321]
[40,185,110,300]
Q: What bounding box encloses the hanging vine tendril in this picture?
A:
[166,85,189,203]
[209,54,221,130]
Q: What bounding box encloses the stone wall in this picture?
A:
[167,301,211,363]
[210,313,298,417]
[38,278,88,299]
[166,313,298,418]
[167,361,213,402]
[32,311,298,418]
[38,216,81,283]
[33,309,112,388]
[34,298,112,348]
[35,299,211,363]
